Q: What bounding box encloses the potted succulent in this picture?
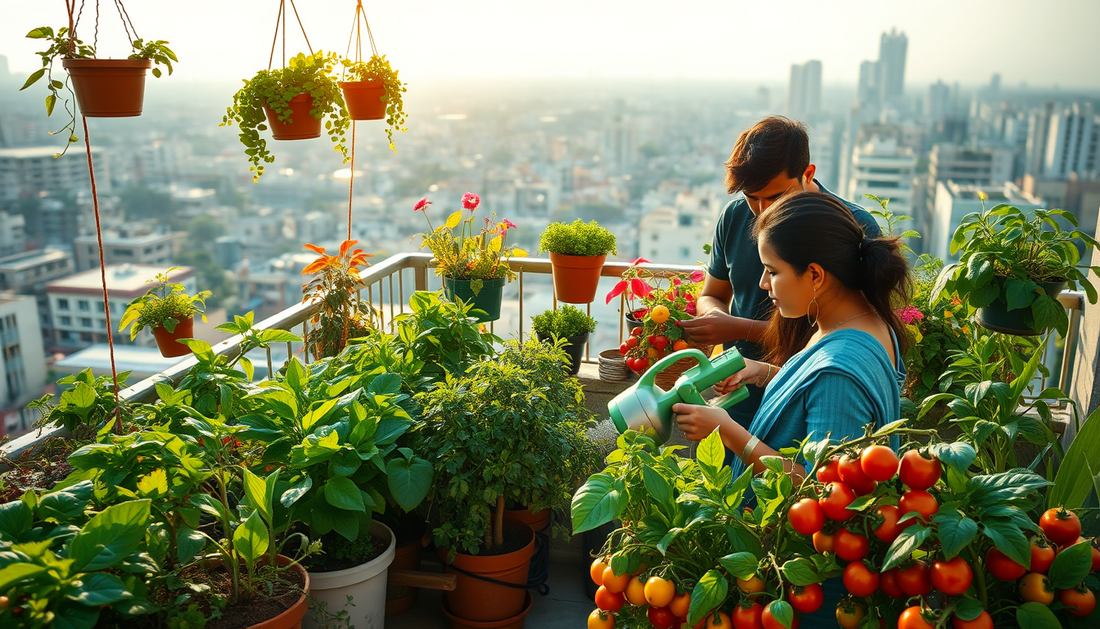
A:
[222,51,350,181]
[415,340,600,628]
[539,219,618,304]
[414,193,527,322]
[21,26,176,151]
[531,305,598,376]
[301,239,376,360]
[934,203,1099,336]
[119,268,210,358]
[340,55,408,149]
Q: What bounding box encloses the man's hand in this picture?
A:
[678,310,741,345]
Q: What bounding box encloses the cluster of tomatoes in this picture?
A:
[785,446,1100,629]
[588,560,694,629]
[619,306,690,374]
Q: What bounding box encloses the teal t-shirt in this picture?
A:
[705,181,882,428]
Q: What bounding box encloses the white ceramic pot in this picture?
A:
[306,520,396,629]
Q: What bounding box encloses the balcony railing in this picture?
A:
[0,252,1087,464]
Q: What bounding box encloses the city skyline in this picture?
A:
[0,0,1099,88]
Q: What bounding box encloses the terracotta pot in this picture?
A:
[339,80,386,120]
[442,591,532,629]
[204,555,310,629]
[439,519,534,624]
[264,94,322,140]
[62,58,152,117]
[503,508,551,535]
[386,533,425,615]
[151,316,194,358]
[549,253,606,304]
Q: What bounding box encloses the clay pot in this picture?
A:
[441,592,532,629]
[213,555,310,629]
[503,508,551,536]
[549,253,606,304]
[62,58,152,117]
[151,316,194,358]
[439,520,534,625]
[339,80,386,120]
[264,94,321,140]
[385,533,425,615]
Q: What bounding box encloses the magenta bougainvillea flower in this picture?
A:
[896,305,925,325]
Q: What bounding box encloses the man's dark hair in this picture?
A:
[724,116,811,195]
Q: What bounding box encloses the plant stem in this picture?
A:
[494,495,505,548]
[967,545,988,609]
[216,471,241,605]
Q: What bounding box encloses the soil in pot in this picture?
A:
[264,94,322,140]
[152,316,194,358]
[0,433,93,501]
[306,531,386,573]
[154,559,307,629]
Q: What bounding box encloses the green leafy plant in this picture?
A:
[20,26,176,155]
[301,240,376,360]
[539,219,618,257]
[389,291,499,383]
[119,268,210,341]
[30,368,132,434]
[414,193,527,291]
[933,203,1100,335]
[532,305,597,340]
[221,51,350,181]
[342,55,407,150]
[416,339,599,558]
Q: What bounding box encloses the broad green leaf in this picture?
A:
[882,524,931,571]
[0,500,33,538]
[570,473,625,534]
[242,468,277,524]
[331,448,362,477]
[982,519,1031,568]
[302,399,338,433]
[1048,406,1100,509]
[1047,540,1093,589]
[65,572,132,605]
[323,476,366,512]
[926,442,976,474]
[68,499,152,572]
[767,600,796,629]
[281,474,313,508]
[0,563,47,591]
[177,526,205,565]
[642,466,672,508]
[698,428,725,471]
[386,455,433,512]
[233,510,269,563]
[933,511,978,559]
[953,597,984,622]
[1005,278,1039,311]
[52,602,100,629]
[1016,601,1061,629]
[20,67,45,91]
[780,557,820,586]
[687,570,729,627]
[136,469,168,499]
[717,552,758,579]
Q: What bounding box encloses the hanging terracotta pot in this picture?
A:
[439,519,534,625]
[62,58,152,117]
[549,253,606,304]
[264,94,322,140]
[151,316,194,358]
[340,80,386,120]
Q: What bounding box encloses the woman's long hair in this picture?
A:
[753,191,912,366]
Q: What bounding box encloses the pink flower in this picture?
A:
[462,192,480,212]
[672,278,681,286]
[628,257,650,266]
[685,303,697,316]
[498,219,517,235]
[413,198,431,212]
[896,305,925,325]
[689,270,705,283]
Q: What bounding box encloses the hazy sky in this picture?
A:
[1,0,1098,88]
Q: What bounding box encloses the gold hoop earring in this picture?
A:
[806,289,819,328]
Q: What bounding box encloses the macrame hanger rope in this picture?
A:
[289,0,314,56]
[266,0,284,71]
[112,0,139,47]
[93,0,101,51]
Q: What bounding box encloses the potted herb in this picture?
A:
[340,55,408,149]
[21,26,176,152]
[934,203,1099,336]
[301,239,376,360]
[222,51,350,181]
[531,305,597,376]
[539,219,617,304]
[414,193,527,322]
[415,340,599,627]
[119,268,210,358]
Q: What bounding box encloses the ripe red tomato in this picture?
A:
[1019,573,1055,605]
[589,609,616,629]
[1030,538,1056,573]
[1090,538,1100,572]
[732,603,764,629]
[819,482,857,522]
[879,568,905,599]
[1058,587,1096,617]
[899,607,934,629]
[838,454,877,495]
[630,327,643,336]
[635,357,650,372]
[789,584,824,614]
[788,499,825,536]
[872,504,903,544]
[951,611,992,629]
[835,528,870,562]
[762,603,800,629]
[626,336,639,349]
[897,561,932,597]
[817,459,841,484]
[842,560,880,597]
[648,606,678,629]
[619,342,630,355]
[860,445,899,482]
[930,557,973,596]
[1039,508,1082,546]
[899,489,939,521]
[813,530,835,554]
[602,566,630,593]
[648,335,670,350]
[591,557,610,585]
[986,548,1027,581]
[899,450,942,490]
[595,585,624,612]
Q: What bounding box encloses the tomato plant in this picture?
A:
[842,560,879,597]
[817,458,840,484]
[880,568,904,599]
[871,504,903,544]
[602,566,630,593]
[838,454,877,495]
[788,584,823,614]
[899,607,935,629]
[898,489,938,521]
[985,548,1026,581]
[668,591,691,618]
[731,603,763,629]
[1030,538,1056,573]
[812,530,834,554]
[648,606,678,629]
[819,482,856,521]
[1019,572,1055,605]
[1058,586,1096,617]
[762,602,799,629]
[645,576,676,608]
[930,557,972,596]
[596,585,625,612]
[950,610,993,629]
[835,598,864,629]
[897,561,932,597]
[624,576,647,606]
[834,528,870,562]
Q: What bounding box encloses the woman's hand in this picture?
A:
[714,358,768,394]
[672,403,733,442]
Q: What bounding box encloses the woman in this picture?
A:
[672,191,909,628]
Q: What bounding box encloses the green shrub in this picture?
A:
[539,219,617,257]
[532,305,597,339]
[119,269,210,340]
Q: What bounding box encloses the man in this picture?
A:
[679,116,882,430]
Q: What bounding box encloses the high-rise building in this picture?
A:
[0,294,48,439]
[72,226,182,272]
[927,81,952,121]
[930,182,1043,262]
[846,136,917,229]
[0,212,25,257]
[929,144,1015,188]
[877,29,908,103]
[1043,103,1099,180]
[1025,102,1056,178]
[788,60,822,120]
[857,60,879,105]
[0,146,109,202]
[0,248,74,345]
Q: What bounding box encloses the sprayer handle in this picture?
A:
[638,349,709,390]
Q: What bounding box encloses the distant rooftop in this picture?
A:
[0,248,70,271]
[56,344,185,378]
[47,264,193,294]
[945,181,1043,205]
[0,146,100,159]
[74,231,176,246]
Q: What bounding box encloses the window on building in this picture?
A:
[59,316,72,326]
[678,215,693,227]
[652,234,659,242]
[80,332,92,342]
[81,317,92,328]
[58,298,69,310]
[97,318,106,329]
[60,331,72,341]
[78,300,89,311]
[144,247,153,254]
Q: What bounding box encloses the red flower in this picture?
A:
[462,192,480,211]
[689,270,705,283]
[414,198,432,212]
[628,257,650,266]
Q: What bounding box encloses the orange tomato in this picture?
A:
[668,591,691,618]
[602,566,631,593]
[645,576,676,608]
[625,576,648,606]
[672,339,689,351]
[591,557,609,585]
[737,574,766,595]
